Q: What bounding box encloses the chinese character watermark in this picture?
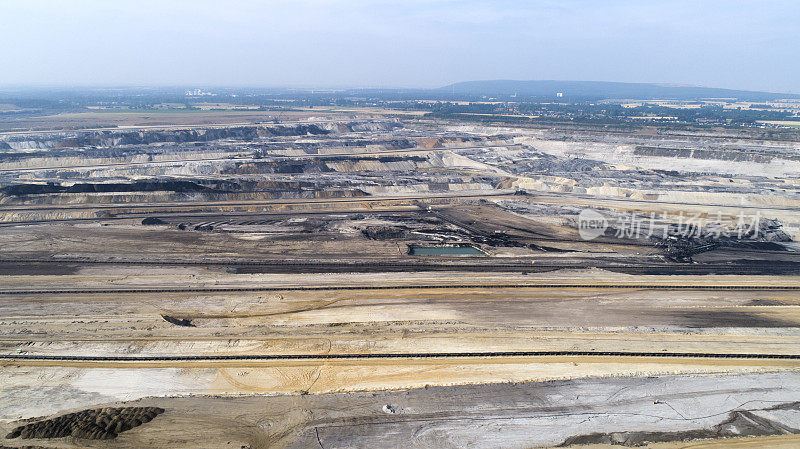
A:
[578,208,767,241]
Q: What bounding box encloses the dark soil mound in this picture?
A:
[161,315,194,327]
[362,226,406,239]
[6,406,165,440]
[141,217,167,225]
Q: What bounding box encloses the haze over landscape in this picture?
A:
[2,2,800,449]
[1,0,799,92]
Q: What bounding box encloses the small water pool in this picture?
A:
[410,245,485,256]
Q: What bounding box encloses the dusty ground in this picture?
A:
[3,268,800,447]
[3,372,800,448]
[1,109,799,447]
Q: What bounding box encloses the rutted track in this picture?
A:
[2,351,800,362]
[2,258,800,275]
[1,283,799,295]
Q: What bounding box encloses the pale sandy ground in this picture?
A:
[2,371,800,448]
[4,269,800,360]
[2,115,799,447]
[3,271,800,436]
[568,435,800,448]
[4,358,800,420]
[4,268,800,290]
[3,267,800,447]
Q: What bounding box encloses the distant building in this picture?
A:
[556,92,564,98]
[185,89,215,97]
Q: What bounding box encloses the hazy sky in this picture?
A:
[1,0,798,92]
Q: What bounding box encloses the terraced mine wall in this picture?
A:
[0,124,331,150]
[635,145,800,163]
[0,120,406,151]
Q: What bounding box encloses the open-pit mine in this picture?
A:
[2,107,800,449]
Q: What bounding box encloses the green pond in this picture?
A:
[410,246,484,256]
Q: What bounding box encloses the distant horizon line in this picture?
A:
[0,80,797,96]
[0,79,800,96]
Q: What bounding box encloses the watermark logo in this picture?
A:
[578,208,608,241]
[576,208,770,242]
